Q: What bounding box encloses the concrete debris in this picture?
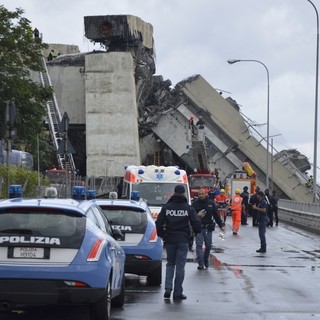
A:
[47,52,86,67]
[84,15,154,51]
[225,97,240,112]
[137,74,188,137]
[275,149,311,173]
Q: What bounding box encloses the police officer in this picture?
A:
[156,184,201,301]
[252,190,268,253]
[271,190,279,226]
[240,186,249,225]
[264,189,273,227]
[192,188,225,270]
[249,186,260,226]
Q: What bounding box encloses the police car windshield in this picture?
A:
[103,208,144,226]
[132,183,190,206]
[100,207,148,234]
[0,212,85,240]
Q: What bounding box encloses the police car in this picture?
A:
[95,198,163,286]
[0,196,126,320]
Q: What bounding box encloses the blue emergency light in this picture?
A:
[9,185,22,198]
[72,186,86,200]
[131,191,140,201]
[86,189,96,200]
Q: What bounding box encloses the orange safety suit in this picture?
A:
[215,194,229,222]
[215,194,229,204]
[230,194,243,234]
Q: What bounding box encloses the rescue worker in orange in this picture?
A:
[214,189,229,223]
[230,188,244,235]
[189,116,195,136]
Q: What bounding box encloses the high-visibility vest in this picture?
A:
[231,195,242,211]
[215,195,229,203]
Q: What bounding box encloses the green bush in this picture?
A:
[0,165,50,198]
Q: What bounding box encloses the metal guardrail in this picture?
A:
[278,199,320,234]
[279,199,320,215]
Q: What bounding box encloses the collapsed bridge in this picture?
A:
[40,14,316,202]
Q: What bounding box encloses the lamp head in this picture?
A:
[227,59,241,64]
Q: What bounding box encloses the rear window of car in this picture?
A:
[99,206,148,233]
[0,210,86,248]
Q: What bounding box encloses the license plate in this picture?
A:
[11,247,45,259]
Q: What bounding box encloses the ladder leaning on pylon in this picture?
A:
[154,150,160,166]
[39,57,76,173]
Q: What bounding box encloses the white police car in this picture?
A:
[95,198,163,286]
[0,197,126,320]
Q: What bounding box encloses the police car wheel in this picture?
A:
[147,263,162,286]
[112,273,125,308]
[90,279,111,320]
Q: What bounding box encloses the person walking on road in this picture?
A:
[214,188,229,223]
[230,188,244,235]
[156,184,201,301]
[252,190,269,253]
[207,186,216,201]
[192,188,225,270]
[270,190,279,226]
[240,186,249,225]
[249,186,260,226]
[264,189,273,227]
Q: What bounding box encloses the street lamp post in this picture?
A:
[306,0,319,203]
[227,59,270,189]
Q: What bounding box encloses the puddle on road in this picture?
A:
[208,250,320,305]
[210,253,317,269]
[212,247,225,253]
[210,255,257,302]
[210,245,320,269]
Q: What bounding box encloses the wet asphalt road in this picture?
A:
[1,217,320,320]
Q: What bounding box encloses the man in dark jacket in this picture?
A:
[264,189,273,227]
[192,188,225,270]
[156,184,201,301]
[240,186,249,225]
[249,186,260,226]
[252,190,269,253]
[270,190,279,226]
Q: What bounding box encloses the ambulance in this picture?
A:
[122,165,191,219]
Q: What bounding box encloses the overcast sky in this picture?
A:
[2,0,320,178]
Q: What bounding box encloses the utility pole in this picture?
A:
[5,99,16,198]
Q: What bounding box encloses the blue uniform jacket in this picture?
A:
[155,195,201,244]
[192,197,224,228]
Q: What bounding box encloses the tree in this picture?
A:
[0,5,54,169]
[0,165,50,198]
[27,130,57,173]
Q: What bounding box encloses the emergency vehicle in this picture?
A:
[122,165,191,219]
[224,162,257,199]
[188,170,217,200]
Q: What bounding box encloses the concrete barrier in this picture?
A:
[278,199,320,234]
